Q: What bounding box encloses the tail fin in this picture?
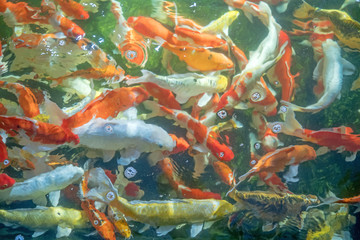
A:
[151,0,169,24]
[293,1,315,19]
[84,168,119,204]
[125,69,154,86]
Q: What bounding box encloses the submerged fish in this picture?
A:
[84,168,236,237]
[0,206,90,238]
[72,118,176,165]
[293,1,360,50]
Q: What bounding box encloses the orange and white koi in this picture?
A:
[107,205,132,239]
[126,70,228,104]
[224,0,289,13]
[269,107,360,162]
[12,33,66,49]
[267,30,299,102]
[282,39,355,113]
[0,115,79,145]
[230,145,316,193]
[53,0,89,20]
[48,13,85,40]
[145,101,234,161]
[61,86,149,129]
[0,81,40,118]
[110,0,148,67]
[80,172,116,240]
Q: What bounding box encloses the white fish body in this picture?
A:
[72,118,175,165]
[284,39,355,113]
[127,70,227,104]
[0,165,84,205]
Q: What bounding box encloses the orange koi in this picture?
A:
[335,195,360,204]
[269,108,360,162]
[107,205,132,238]
[62,86,149,129]
[235,145,316,187]
[0,115,79,145]
[49,13,85,40]
[127,16,187,46]
[0,173,15,190]
[162,42,234,72]
[0,0,48,25]
[212,161,235,186]
[178,185,221,200]
[174,26,228,51]
[54,0,89,20]
[158,157,181,189]
[0,81,40,118]
[141,82,181,110]
[267,30,299,102]
[110,0,148,67]
[81,172,116,240]
[155,104,234,161]
[50,65,125,85]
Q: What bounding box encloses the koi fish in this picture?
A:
[48,13,85,40]
[140,82,181,110]
[224,0,290,14]
[0,165,84,206]
[144,101,234,161]
[0,206,90,238]
[110,0,148,67]
[50,65,125,85]
[268,107,360,161]
[127,16,187,46]
[72,117,176,165]
[231,145,316,191]
[84,168,236,237]
[0,115,79,146]
[212,161,235,186]
[0,132,8,163]
[61,86,149,129]
[53,0,89,20]
[0,0,48,26]
[227,190,319,223]
[0,81,40,118]
[107,205,132,238]
[293,1,360,50]
[0,173,15,190]
[158,158,221,200]
[267,30,299,102]
[126,70,228,104]
[80,171,116,240]
[174,26,228,51]
[161,41,234,72]
[12,33,65,49]
[200,10,240,35]
[282,39,355,113]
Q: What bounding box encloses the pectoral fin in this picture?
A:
[33,196,47,206]
[56,226,72,238]
[118,149,141,165]
[102,150,116,162]
[32,231,47,238]
[341,58,355,76]
[191,222,203,238]
[49,190,61,206]
[156,225,176,236]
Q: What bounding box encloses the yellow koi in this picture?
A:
[201,10,240,35]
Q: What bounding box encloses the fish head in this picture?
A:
[207,134,234,161]
[0,173,15,189]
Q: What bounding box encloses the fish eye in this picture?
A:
[93,220,99,225]
[280,105,288,113]
[274,81,279,85]
[251,92,261,101]
[254,142,261,150]
[126,50,137,60]
[3,159,10,165]
[250,159,257,166]
[124,167,137,179]
[219,152,225,158]
[105,124,113,133]
[217,109,227,119]
[106,191,116,201]
[272,124,282,133]
[14,234,24,240]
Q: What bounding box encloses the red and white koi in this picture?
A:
[53,0,89,20]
